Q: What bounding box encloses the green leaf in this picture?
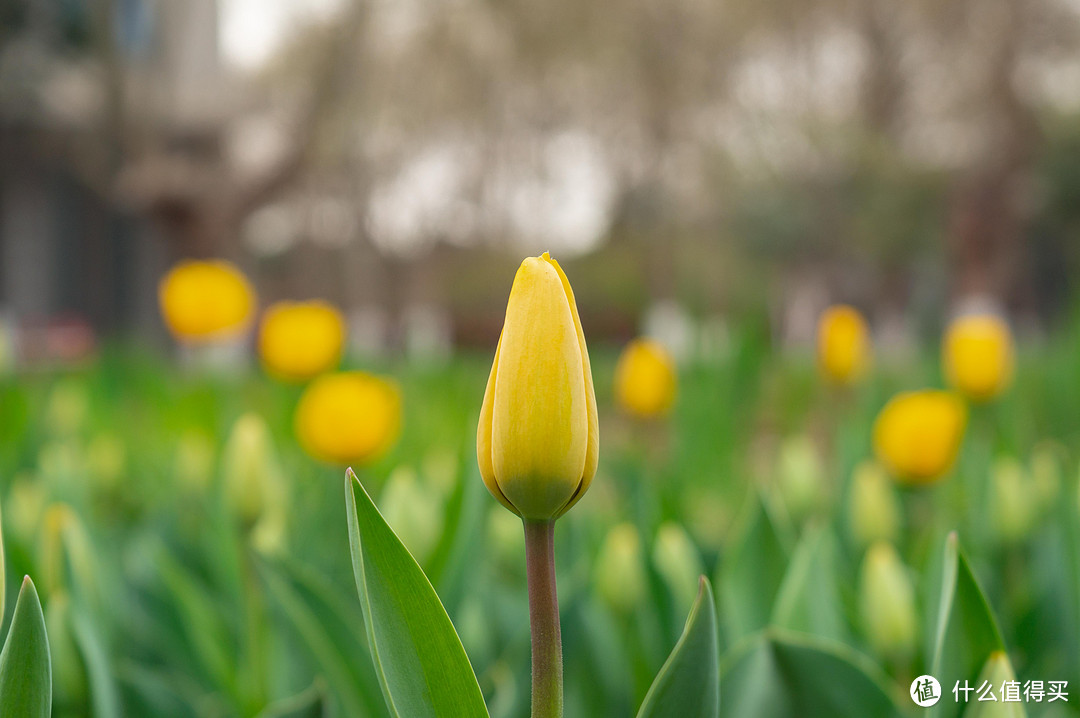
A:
[0,577,52,718]
[344,469,489,718]
[155,548,236,691]
[718,493,790,642]
[929,532,1005,718]
[636,576,719,718]
[255,680,328,718]
[257,556,388,718]
[71,604,123,718]
[0,493,6,624]
[771,526,849,643]
[722,631,901,718]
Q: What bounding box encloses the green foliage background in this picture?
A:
[1,314,1080,716]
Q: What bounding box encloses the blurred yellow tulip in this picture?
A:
[873,390,967,485]
[158,260,256,342]
[943,314,1014,402]
[477,253,598,521]
[816,305,871,385]
[295,371,401,465]
[614,338,677,419]
[258,300,346,382]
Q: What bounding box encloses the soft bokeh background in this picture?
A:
[3,1,1080,717]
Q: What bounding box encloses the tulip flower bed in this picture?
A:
[0,269,1079,716]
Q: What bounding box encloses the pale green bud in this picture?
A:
[380,466,443,564]
[964,651,1027,718]
[38,440,81,484]
[6,474,46,544]
[45,380,89,437]
[1029,441,1063,510]
[174,430,216,493]
[681,488,730,551]
[652,522,705,616]
[990,457,1037,545]
[221,413,285,530]
[777,435,827,520]
[858,541,917,663]
[848,461,901,548]
[595,523,646,614]
[86,433,126,491]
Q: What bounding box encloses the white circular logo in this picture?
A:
[910,675,941,707]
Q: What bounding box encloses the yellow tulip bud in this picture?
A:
[258,300,346,382]
[595,523,646,614]
[158,260,256,343]
[477,253,599,521]
[873,390,967,486]
[989,457,1038,545]
[943,314,1014,402]
[847,461,901,548]
[817,305,872,385]
[614,338,677,419]
[295,371,401,465]
[858,541,917,663]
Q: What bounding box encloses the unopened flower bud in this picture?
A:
[943,314,1014,403]
[817,305,872,385]
[858,541,917,663]
[989,457,1037,545]
[477,253,598,520]
[652,522,704,615]
[380,466,443,564]
[848,461,901,548]
[595,523,646,614]
[777,435,828,520]
[222,413,286,532]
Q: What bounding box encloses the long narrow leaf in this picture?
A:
[345,469,488,718]
[929,532,1005,718]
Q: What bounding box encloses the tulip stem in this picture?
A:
[523,519,563,718]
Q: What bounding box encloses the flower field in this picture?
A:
[1,269,1079,716]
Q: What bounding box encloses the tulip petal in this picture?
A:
[545,254,599,516]
[477,334,518,514]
